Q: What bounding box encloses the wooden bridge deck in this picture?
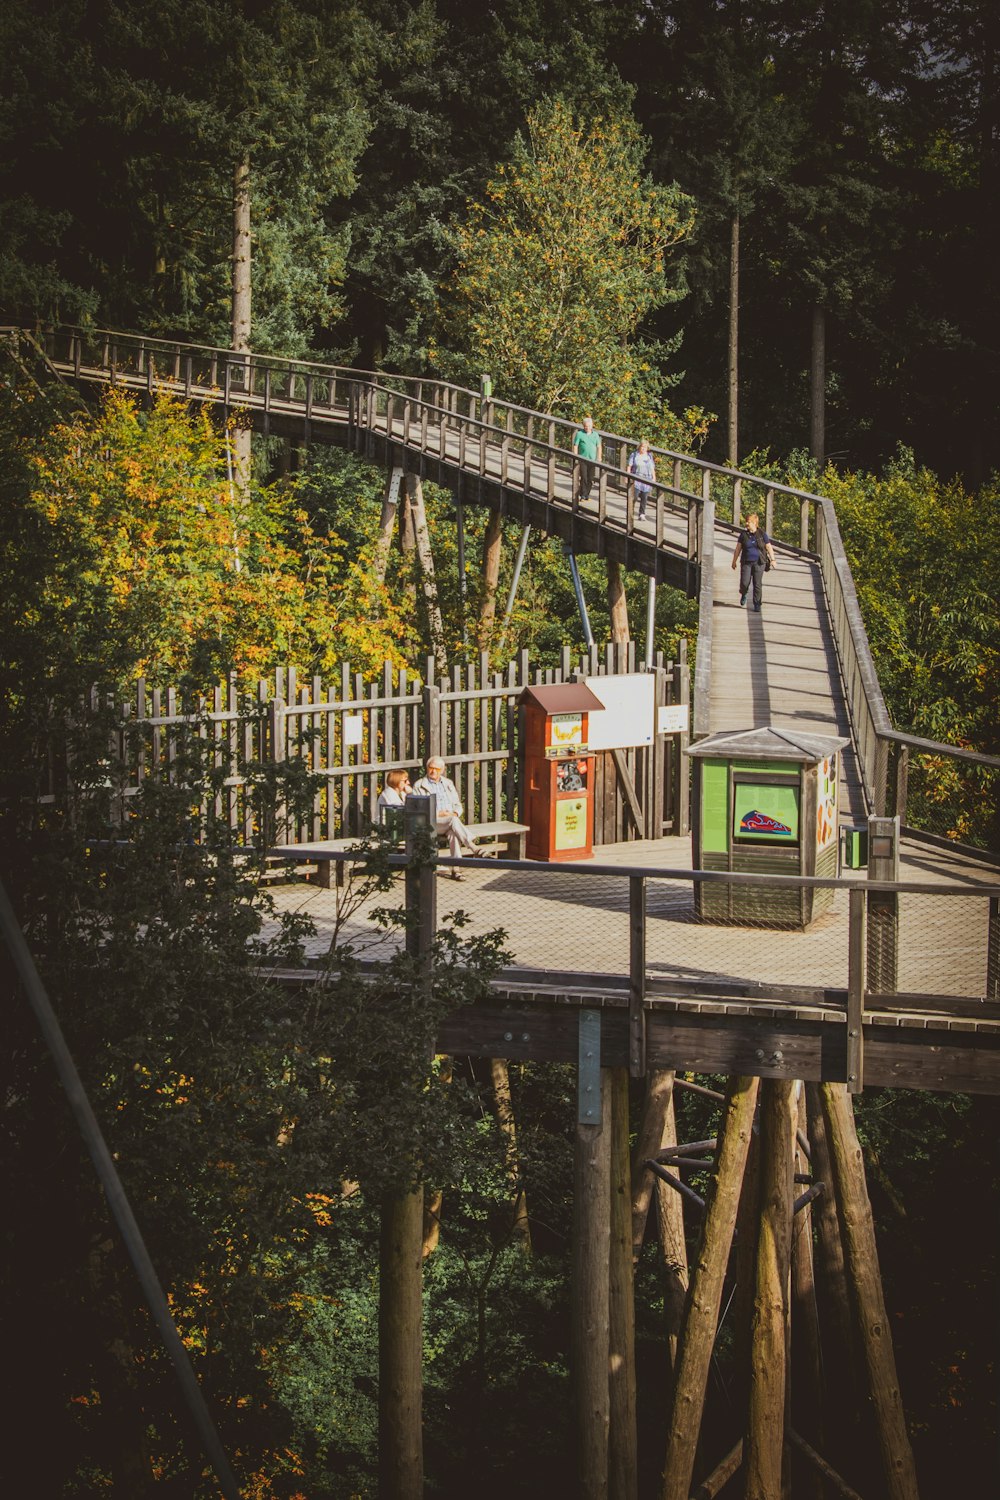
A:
[709,536,866,818]
[266,836,1000,1096]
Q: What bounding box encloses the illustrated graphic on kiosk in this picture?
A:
[557,759,585,792]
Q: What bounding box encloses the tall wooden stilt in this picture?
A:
[746,1079,796,1500]
[660,1076,759,1500]
[806,1082,862,1461]
[573,1068,612,1500]
[792,1088,825,1500]
[819,1084,921,1500]
[609,1068,638,1500]
[630,1070,687,1401]
[378,1186,424,1500]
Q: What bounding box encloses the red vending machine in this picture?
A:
[519,682,605,861]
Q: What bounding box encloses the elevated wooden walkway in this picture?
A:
[266,836,1000,1096]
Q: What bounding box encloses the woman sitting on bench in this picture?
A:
[376,769,411,836]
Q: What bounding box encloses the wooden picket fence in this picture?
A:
[73,642,689,847]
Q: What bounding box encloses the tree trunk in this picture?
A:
[660,1076,759,1500]
[819,1084,920,1500]
[728,211,740,466]
[379,1187,424,1500]
[478,510,504,651]
[607,558,630,643]
[374,465,405,584]
[231,156,252,494]
[810,303,825,464]
[405,472,448,666]
[609,1068,638,1500]
[745,1079,796,1500]
[572,1069,612,1500]
[490,1057,530,1250]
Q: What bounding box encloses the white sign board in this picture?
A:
[343,714,364,746]
[658,703,690,735]
[583,673,655,751]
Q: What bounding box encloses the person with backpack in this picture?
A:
[731,512,776,612]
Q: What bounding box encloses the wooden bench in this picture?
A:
[272,820,529,888]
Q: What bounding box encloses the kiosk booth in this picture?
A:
[686,726,848,928]
[519,682,605,861]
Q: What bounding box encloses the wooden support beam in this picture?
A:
[690,1439,743,1499]
[573,1068,612,1499]
[660,1076,759,1500]
[786,1428,866,1500]
[629,1071,688,1394]
[609,1069,638,1500]
[746,1078,796,1500]
[612,748,645,836]
[819,1084,921,1500]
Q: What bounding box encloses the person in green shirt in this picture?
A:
[572,414,602,501]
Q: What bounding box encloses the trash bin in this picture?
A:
[686,726,849,928]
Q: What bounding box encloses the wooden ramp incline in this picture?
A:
[709,529,866,818]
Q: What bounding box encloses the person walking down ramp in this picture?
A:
[627,438,657,520]
[412,756,485,878]
[572,415,602,502]
[732,512,776,612]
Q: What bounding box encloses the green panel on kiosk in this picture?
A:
[701,760,730,853]
[732,781,800,843]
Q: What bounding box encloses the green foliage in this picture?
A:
[437,94,708,448]
[0,379,409,703]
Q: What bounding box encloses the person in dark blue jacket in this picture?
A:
[731,512,776,611]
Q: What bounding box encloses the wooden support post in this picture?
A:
[628,876,646,1077]
[819,1084,920,1500]
[629,1072,688,1392]
[791,1088,825,1500]
[573,1066,612,1500]
[804,1083,860,1464]
[378,1186,424,1500]
[660,1076,759,1500]
[609,1069,638,1500]
[746,1079,796,1500]
[404,795,436,968]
